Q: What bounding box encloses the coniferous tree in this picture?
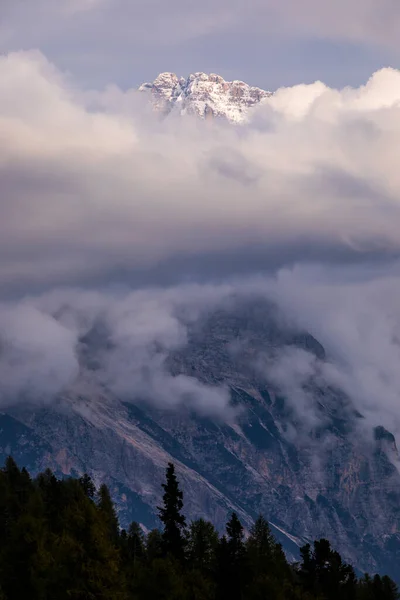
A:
[226,512,246,566]
[157,462,186,561]
[97,483,120,544]
[359,574,400,600]
[187,518,218,573]
[216,513,248,600]
[36,468,63,533]
[79,473,96,499]
[46,478,122,600]
[299,543,315,593]
[299,538,357,600]
[381,575,400,600]
[246,515,276,573]
[127,521,145,562]
[0,458,43,600]
[216,534,231,600]
[120,522,146,597]
[146,528,163,563]
[245,515,292,599]
[0,456,398,600]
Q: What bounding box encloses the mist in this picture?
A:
[0,266,399,433]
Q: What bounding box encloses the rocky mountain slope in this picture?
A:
[1,298,400,579]
[139,72,273,122]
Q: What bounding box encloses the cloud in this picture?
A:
[252,0,400,51]
[1,51,400,428]
[2,267,400,431]
[0,303,79,401]
[261,264,400,434]
[2,0,400,54]
[0,284,236,418]
[3,1,400,94]
[1,52,400,294]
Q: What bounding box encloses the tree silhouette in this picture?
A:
[0,456,398,600]
[157,462,186,561]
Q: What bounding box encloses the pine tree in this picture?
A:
[299,538,357,600]
[226,512,245,564]
[120,522,146,597]
[0,461,45,600]
[97,483,120,544]
[157,463,186,560]
[216,535,231,600]
[125,521,145,577]
[187,518,218,573]
[146,529,163,562]
[216,513,248,600]
[79,473,96,499]
[1,455,399,600]
[365,574,400,600]
[299,542,315,593]
[381,575,400,600]
[246,515,275,572]
[36,468,62,532]
[49,479,123,600]
[245,515,291,598]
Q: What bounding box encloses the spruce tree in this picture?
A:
[217,513,248,600]
[146,529,163,562]
[246,515,275,571]
[97,483,119,544]
[157,462,186,561]
[226,512,245,563]
[216,535,231,600]
[246,515,291,597]
[79,473,96,499]
[381,575,400,600]
[126,521,145,575]
[187,518,218,573]
[1,455,399,600]
[299,538,357,600]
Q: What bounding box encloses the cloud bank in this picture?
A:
[1,268,400,432]
[1,51,400,293]
[0,285,235,418]
[1,51,400,428]
[3,1,400,55]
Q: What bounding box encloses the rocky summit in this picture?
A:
[1,298,400,580]
[139,72,273,123]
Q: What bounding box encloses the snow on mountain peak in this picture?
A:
[139,72,273,123]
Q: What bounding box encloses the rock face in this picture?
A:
[139,72,273,123]
[1,299,400,579]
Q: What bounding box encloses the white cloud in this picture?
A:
[0,284,236,417]
[262,264,400,433]
[1,52,400,292]
[0,303,79,401]
[2,267,400,429]
[0,51,400,426]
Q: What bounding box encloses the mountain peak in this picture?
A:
[139,71,273,123]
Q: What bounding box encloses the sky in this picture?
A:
[1,0,400,432]
[1,0,400,89]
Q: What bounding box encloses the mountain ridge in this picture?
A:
[138,71,273,122]
[2,298,400,580]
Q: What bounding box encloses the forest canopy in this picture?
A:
[0,456,397,600]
